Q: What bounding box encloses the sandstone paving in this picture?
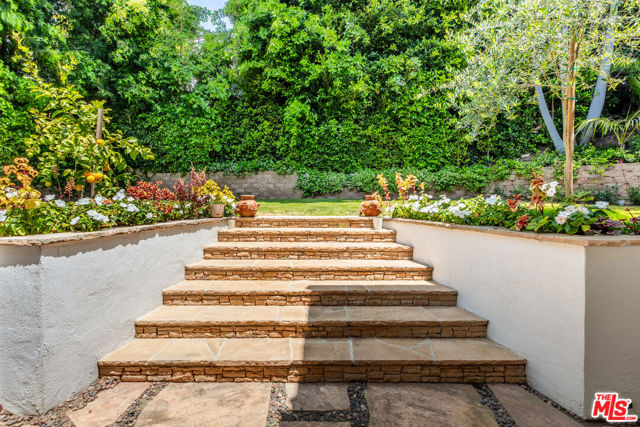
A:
[65,382,148,427]
[285,383,350,411]
[365,383,499,427]
[490,384,582,427]
[135,383,271,427]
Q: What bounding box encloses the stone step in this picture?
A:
[185,260,432,281]
[203,242,413,260]
[234,216,374,228]
[163,280,458,306]
[98,337,527,384]
[218,228,396,243]
[134,305,487,339]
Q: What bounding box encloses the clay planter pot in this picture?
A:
[209,203,225,218]
[360,195,382,217]
[235,195,260,217]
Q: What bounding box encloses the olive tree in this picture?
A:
[451,0,640,196]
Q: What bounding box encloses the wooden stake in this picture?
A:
[92,108,104,198]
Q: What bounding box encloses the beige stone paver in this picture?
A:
[285,383,350,411]
[65,382,147,427]
[490,384,581,427]
[135,383,271,427]
[365,384,498,427]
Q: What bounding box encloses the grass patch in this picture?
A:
[256,198,640,218]
[258,199,362,216]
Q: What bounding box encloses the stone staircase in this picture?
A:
[99,216,526,384]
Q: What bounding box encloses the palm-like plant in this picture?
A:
[577,110,640,148]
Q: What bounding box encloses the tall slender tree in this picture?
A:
[451,0,640,196]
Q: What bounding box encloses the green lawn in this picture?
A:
[257,198,640,218]
[258,199,362,216]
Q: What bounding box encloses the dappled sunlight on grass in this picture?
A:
[258,199,362,216]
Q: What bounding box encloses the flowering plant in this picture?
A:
[0,188,209,236]
[1,158,41,210]
[383,173,637,235]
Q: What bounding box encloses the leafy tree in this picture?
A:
[452,0,640,195]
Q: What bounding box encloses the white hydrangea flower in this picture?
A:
[146,213,153,219]
[448,204,470,218]
[439,195,451,203]
[113,189,126,201]
[70,216,80,225]
[618,199,626,206]
[0,210,7,222]
[555,213,568,225]
[485,194,502,206]
[94,195,108,206]
[55,199,66,208]
[44,195,56,201]
[408,194,419,202]
[77,198,91,205]
[595,201,609,209]
[126,196,134,202]
[86,209,110,223]
[411,202,420,211]
[541,181,559,198]
[125,204,140,213]
[577,206,590,216]
[186,203,192,208]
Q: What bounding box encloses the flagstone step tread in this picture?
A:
[164,280,457,295]
[186,259,430,271]
[235,216,375,228]
[99,337,525,366]
[136,305,485,326]
[163,280,457,306]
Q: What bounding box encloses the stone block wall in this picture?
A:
[146,162,640,200]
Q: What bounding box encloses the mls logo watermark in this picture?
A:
[591,392,637,423]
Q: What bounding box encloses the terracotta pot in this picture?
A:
[209,203,225,218]
[360,195,382,217]
[235,195,260,217]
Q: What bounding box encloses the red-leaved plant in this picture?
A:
[127,181,176,201]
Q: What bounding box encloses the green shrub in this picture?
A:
[627,186,640,205]
[588,186,621,204]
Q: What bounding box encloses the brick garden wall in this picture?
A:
[146,162,640,199]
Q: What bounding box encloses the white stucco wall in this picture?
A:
[386,219,640,418]
[385,219,587,415]
[584,246,640,412]
[0,220,225,415]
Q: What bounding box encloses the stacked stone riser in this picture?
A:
[134,323,488,339]
[162,292,458,307]
[218,230,396,242]
[203,248,413,260]
[99,364,526,384]
[234,217,373,228]
[184,268,432,281]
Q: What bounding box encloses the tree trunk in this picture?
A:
[579,32,614,146]
[535,86,565,153]
[562,40,578,197]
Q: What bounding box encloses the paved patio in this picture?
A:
[1,381,587,426]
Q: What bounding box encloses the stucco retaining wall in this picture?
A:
[145,162,640,199]
[0,219,227,415]
[384,218,640,418]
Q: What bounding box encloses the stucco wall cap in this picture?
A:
[0,218,228,247]
[384,218,640,247]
